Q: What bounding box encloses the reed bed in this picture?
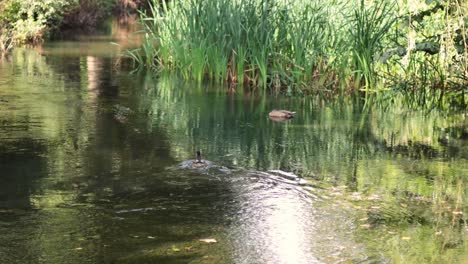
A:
[129,0,466,96]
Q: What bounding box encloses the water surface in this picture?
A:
[0,26,467,264]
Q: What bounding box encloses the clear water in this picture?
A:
[0,24,467,264]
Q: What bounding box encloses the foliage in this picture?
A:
[130,0,466,97]
[2,0,74,43]
[379,0,467,95]
[0,0,145,48]
[115,0,146,14]
[0,26,13,56]
[61,0,117,29]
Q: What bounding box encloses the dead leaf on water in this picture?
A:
[199,238,217,243]
[171,246,180,252]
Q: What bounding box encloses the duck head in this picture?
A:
[196,150,203,163]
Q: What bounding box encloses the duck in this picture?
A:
[268,110,295,119]
[191,150,208,168]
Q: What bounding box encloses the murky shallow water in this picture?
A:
[0,26,467,264]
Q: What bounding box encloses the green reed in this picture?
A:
[131,0,468,96]
[129,0,354,93]
[349,0,396,90]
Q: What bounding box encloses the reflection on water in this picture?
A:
[0,27,467,264]
[228,171,318,264]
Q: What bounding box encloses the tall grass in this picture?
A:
[349,0,396,90]
[129,0,465,97]
[129,0,376,94]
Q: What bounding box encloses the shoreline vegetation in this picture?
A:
[0,0,145,54]
[128,0,467,99]
[0,0,466,102]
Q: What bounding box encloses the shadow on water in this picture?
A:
[0,25,467,263]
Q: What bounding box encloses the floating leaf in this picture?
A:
[199,238,217,243]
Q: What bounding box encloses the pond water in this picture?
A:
[0,23,467,264]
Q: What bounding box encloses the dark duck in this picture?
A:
[191,150,208,168]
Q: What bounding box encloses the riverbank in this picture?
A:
[0,0,144,55]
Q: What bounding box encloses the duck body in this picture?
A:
[191,151,208,168]
[268,110,295,119]
[191,160,208,169]
[175,151,234,174]
[178,150,212,169]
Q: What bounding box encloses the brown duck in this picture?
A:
[268,110,295,119]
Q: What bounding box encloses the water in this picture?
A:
[0,24,467,264]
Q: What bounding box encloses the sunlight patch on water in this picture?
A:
[228,170,342,264]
